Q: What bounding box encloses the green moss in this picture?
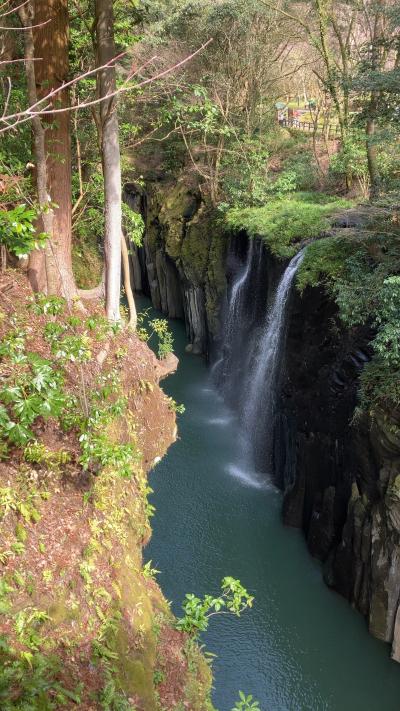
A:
[296,235,359,292]
[389,475,400,499]
[15,521,28,542]
[205,224,229,336]
[226,192,353,258]
[159,184,199,260]
[48,597,78,624]
[183,640,215,711]
[181,214,210,285]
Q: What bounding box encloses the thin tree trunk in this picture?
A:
[19,2,54,294]
[366,112,379,199]
[95,0,122,322]
[121,233,137,330]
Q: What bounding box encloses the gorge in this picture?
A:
[131,183,400,680]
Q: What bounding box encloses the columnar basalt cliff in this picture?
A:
[125,181,227,355]
[280,282,400,662]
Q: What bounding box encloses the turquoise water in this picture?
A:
[140,298,400,711]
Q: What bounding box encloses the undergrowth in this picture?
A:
[0,294,145,708]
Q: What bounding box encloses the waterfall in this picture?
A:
[215,240,306,479]
[212,239,257,389]
[243,248,305,472]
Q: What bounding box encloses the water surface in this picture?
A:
[141,297,400,711]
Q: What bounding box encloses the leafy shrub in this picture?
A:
[232,691,260,711]
[30,294,66,317]
[268,169,298,198]
[329,130,369,189]
[296,236,360,293]
[137,311,174,359]
[176,577,253,636]
[0,205,47,259]
[0,333,66,449]
[122,204,144,247]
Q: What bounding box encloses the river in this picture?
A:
[140,296,400,711]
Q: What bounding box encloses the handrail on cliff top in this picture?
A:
[279,117,341,139]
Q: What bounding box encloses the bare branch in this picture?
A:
[1,76,11,118]
[0,57,42,65]
[0,18,51,30]
[0,38,213,134]
[0,0,30,18]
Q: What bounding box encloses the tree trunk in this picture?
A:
[95,0,122,322]
[121,233,137,330]
[19,2,54,294]
[366,113,379,199]
[32,0,76,300]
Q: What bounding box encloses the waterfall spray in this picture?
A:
[212,239,256,386]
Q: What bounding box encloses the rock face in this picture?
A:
[278,274,400,661]
[125,181,228,356]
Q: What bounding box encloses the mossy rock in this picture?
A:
[205,225,229,336]
[159,184,200,260]
[181,214,211,285]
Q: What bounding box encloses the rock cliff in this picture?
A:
[125,181,227,356]
[276,258,400,662]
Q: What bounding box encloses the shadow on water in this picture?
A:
[139,296,400,711]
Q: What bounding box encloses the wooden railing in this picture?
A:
[279,118,341,139]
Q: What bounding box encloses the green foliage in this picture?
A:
[24,441,71,469]
[0,331,67,449]
[359,276,400,415]
[372,276,400,368]
[142,560,160,580]
[0,486,43,526]
[122,204,145,247]
[176,577,253,636]
[0,576,81,709]
[137,311,174,359]
[161,84,233,143]
[153,669,165,685]
[168,398,185,415]
[0,205,47,259]
[226,193,352,258]
[268,169,298,199]
[330,131,369,187]
[76,373,138,479]
[30,294,66,317]
[298,212,400,415]
[220,136,271,208]
[296,236,359,293]
[232,691,260,711]
[0,643,82,710]
[92,612,133,710]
